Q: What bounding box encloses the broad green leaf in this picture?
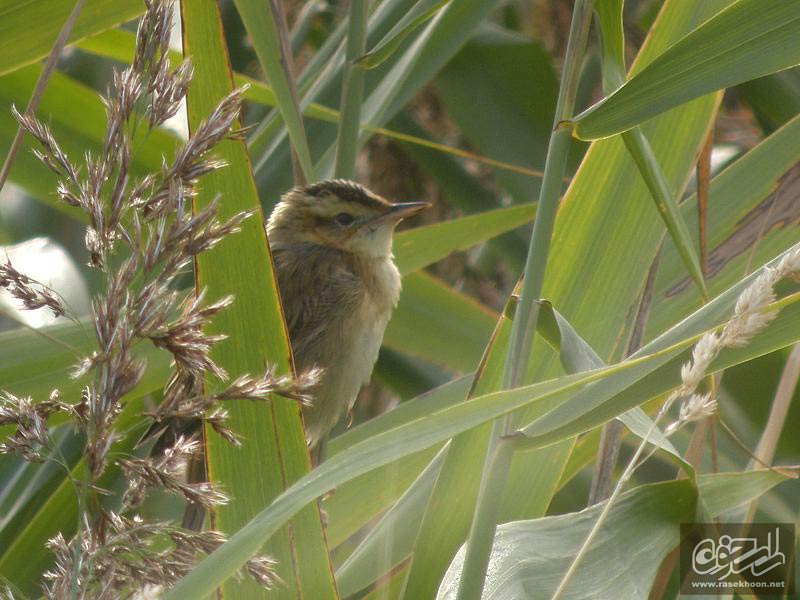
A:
[330,375,474,453]
[0,0,142,77]
[384,271,497,372]
[328,298,659,579]
[538,301,690,473]
[571,0,800,140]
[232,0,314,181]
[408,1,731,595]
[325,377,472,558]
[324,446,442,553]
[399,286,572,598]
[697,470,790,517]
[437,471,788,600]
[335,445,446,596]
[646,112,800,340]
[180,1,334,598]
[164,266,800,597]
[323,375,472,554]
[517,242,800,447]
[335,369,591,593]
[594,0,707,299]
[434,23,559,202]
[439,481,697,600]
[393,203,535,276]
[737,68,800,132]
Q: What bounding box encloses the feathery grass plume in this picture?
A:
[2,0,317,596]
[42,515,280,598]
[556,246,800,598]
[664,246,800,435]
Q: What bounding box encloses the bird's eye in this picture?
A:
[334,212,355,226]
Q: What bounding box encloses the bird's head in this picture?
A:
[267,179,429,258]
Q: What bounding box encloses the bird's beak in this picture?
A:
[381,201,431,222]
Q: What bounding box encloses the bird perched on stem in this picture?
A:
[267,179,429,454]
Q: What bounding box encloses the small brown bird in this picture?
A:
[170,179,426,528]
[267,179,429,451]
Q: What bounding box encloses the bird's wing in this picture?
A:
[273,246,361,369]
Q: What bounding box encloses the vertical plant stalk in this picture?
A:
[697,127,713,280]
[685,127,716,469]
[587,419,623,503]
[234,0,314,183]
[270,0,308,186]
[0,0,85,195]
[552,390,675,600]
[589,250,660,504]
[680,112,717,468]
[743,342,800,522]
[334,0,368,179]
[454,2,596,599]
[622,128,708,300]
[249,13,348,173]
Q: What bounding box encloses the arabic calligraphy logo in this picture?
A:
[692,528,786,580]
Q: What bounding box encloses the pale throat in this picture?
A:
[350,222,396,259]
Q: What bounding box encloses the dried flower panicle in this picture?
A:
[146,365,321,446]
[0,259,65,318]
[2,0,310,596]
[119,435,229,510]
[0,390,73,462]
[42,512,278,599]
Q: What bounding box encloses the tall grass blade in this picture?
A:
[233,0,314,181]
[181,1,335,597]
[334,0,368,178]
